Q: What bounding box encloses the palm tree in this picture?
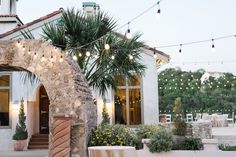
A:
[42,9,146,97]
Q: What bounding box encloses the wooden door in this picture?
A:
[39,86,49,134]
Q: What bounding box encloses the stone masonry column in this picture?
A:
[51,114,72,157]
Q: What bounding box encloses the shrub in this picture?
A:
[172,137,203,150]
[12,99,28,140]
[219,144,236,151]
[135,125,160,149]
[173,117,187,136]
[89,124,137,147]
[148,129,174,153]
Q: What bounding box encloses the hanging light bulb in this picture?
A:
[73,54,78,61]
[153,47,157,58]
[65,51,69,55]
[126,22,132,39]
[86,51,91,57]
[129,54,133,60]
[50,55,54,62]
[78,53,82,57]
[28,49,31,55]
[34,52,37,59]
[22,46,26,51]
[41,54,45,62]
[17,40,21,47]
[211,39,215,52]
[156,3,161,19]
[59,55,63,62]
[111,55,115,60]
[94,53,99,59]
[105,44,110,50]
[179,44,182,54]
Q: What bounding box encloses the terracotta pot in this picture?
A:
[13,140,26,151]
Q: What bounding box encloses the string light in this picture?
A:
[211,39,215,52]
[50,55,54,62]
[129,54,133,60]
[111,55,115,60]
[153,47,157,58]
[94,54,99,59]
[126,22,132,39]
[86,51,91,57]
[104,44,110,50]
[156,2,161,19]
[179,44,182,54]
[41,54,46,62]
[28,49,31,55]
[65,51,69,55]
[22,46,26,51]
[34,52,37,59]
[73,54,78,61]
[59,55,63,62]
[78,53,82,57]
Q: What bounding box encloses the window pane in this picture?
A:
[129,89,141,125]
[114,89,127,125]
[0,75,10,86]
[129,75,141,86]
[0,89,9,126]
[115,76,126,87]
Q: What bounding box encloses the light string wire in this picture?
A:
[156,34,236,49]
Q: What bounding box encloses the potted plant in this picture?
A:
[12,98,28,151]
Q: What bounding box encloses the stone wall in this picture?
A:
[0,40,97,157]
[191,121,212,139]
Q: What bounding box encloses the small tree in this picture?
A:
[101,100,110,125]
[13,99,28,140]
[173,97,186,136]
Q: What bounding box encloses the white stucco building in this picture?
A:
[0,1,169,150]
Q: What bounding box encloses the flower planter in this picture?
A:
[13,140,26,151]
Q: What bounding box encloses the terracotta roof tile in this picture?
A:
[0,9,63,39]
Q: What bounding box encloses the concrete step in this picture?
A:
[28,134,49,150]
[28,145,49,149]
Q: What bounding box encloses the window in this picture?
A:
[0,75,10,127]
[114,75,142,125]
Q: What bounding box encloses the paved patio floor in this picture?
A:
[212,124,236,136]
[0,150,48,157]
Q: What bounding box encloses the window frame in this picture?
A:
[113,75,144,126]
[0,73,12,129]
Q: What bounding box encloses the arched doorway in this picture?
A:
[0,40,97,157]
[39,85,50,134]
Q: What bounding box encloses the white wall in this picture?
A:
[0,72,39,150]
[141,51,159,124]
[96,50,159,125]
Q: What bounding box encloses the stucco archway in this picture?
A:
[0,40,97,157]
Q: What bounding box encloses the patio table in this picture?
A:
[88,146,137,157]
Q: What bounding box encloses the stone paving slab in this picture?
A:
[0,150,48,157]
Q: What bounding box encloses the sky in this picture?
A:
[16,0,236,73]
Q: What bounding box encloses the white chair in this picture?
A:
[223,113,234,126]
[186,113,193,122]
[165,114,171,123]
[195,113,202,121]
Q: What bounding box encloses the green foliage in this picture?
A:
[159,68,236,113]
[13,99,28,140]
[173,117,187,136]
[135,125,160,149]
[173,97,187,136]
[101,102,110,125]
[219,144,236,151]
[172,137,203,150]
[89,124,137,147]
[43,9,146,97]
[148,129,174,153]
